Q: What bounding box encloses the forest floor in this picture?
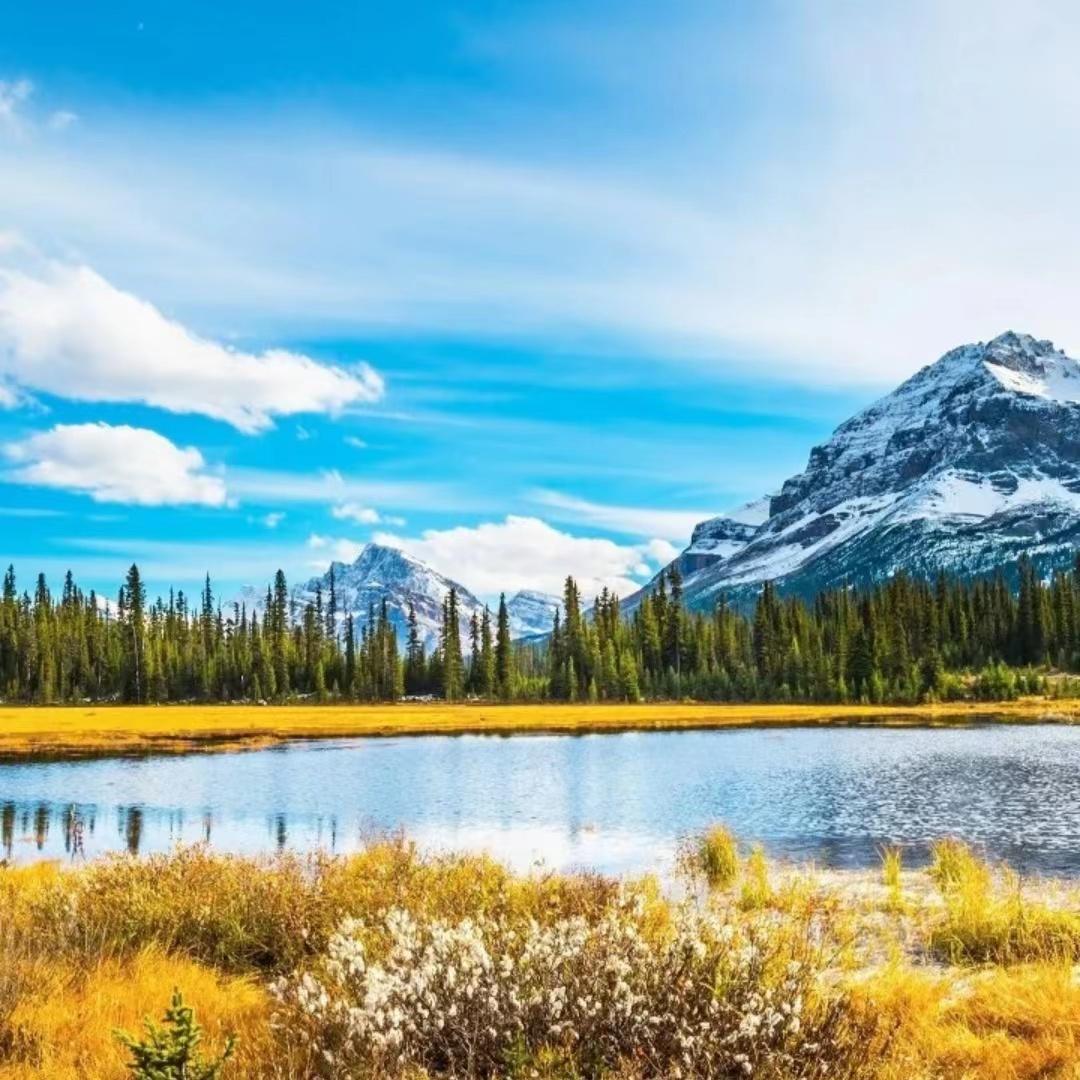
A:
[1,697,1080,759]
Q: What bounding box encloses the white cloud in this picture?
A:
[47,110,77,131]
[373,514,656,600]
[307,532,365,565]
[0,259,384,433]
[344,436,368,449]
[4,422,228,506]
[261,511,285,529]
[0,78,32,134]
[332,502,381,525]
[530,489,710,542]
[10,7,1080,383]
[331,502,406,527]
[644,537,679,564]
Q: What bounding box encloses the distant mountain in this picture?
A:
[505,589,560,639]
[294,544,483,652]
[635,331,1080,609]
[235,545,560,650]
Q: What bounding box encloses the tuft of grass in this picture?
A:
[925,842,1080,964]
[929,838,991,898]
[880,846,904,911]
[695,825,740,889]
[739,844,772,910]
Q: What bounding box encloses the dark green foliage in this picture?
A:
[116,988,235,1079]
[1,556,1078,705]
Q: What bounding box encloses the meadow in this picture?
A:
[3,699,1080,759]
[3,836,1080,1077]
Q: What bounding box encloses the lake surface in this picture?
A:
[2,724,1080,876]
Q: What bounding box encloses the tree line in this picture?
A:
[0,554,1076,705]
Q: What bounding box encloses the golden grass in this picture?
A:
[0,948,275,1080]
[2,840,1080,1077]
[2,696,1080,759]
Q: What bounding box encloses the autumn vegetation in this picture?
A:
[1,837,1080,1077]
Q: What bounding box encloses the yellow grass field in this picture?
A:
[1,697,1080,758]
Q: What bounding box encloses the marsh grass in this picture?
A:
[880,846,904,913]
[740,844,773,910]
[925,840,1080,964]
[0,838,1079,1078]
[689,824,740,888]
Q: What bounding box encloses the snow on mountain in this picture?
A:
[637,331,1080,609]
[505,589,559,639]
[293,543,484,652]
[678,497,773,573]
[235,546,559,650]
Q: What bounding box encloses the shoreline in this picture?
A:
[1,697,1080,760]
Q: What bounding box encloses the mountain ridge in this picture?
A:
[635,331,1080,609]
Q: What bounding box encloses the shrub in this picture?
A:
[272,892,880,1079]
[116,988,236,1079]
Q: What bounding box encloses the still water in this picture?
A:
[2,724,1080,876]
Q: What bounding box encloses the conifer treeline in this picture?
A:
[0,554,1075,705]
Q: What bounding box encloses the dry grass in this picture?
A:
[1,698,1080,758]
[1,840,1080,1077]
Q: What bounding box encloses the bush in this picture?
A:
[272,893,880,1079]
[116,988,235,1079]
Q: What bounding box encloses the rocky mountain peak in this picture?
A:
[636,331,1080,611]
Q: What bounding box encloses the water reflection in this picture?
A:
[1,725,1080,876]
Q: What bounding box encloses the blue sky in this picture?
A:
[2,1,1079,603]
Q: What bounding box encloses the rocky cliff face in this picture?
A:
[643,332,1080,609]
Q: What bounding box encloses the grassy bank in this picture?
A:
[2,698,1080,759]
[3,839,1080,1078]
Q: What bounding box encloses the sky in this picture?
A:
[2,0,1080,604]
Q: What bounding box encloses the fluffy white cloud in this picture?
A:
[4,422,228,506]
[0,260,384,433]
[307,532,365,566]
[261,511,285,529]
[373,514,659,600]
[644,537,679,564]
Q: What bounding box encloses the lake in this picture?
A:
[2,723,1079,876]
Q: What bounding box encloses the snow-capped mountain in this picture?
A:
[505,589,560,639]
[294,544,483,652]
[643,331,1080,609]
[236,545,558,650]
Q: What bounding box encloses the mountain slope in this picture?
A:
[238,546,559,650]
[647,332,1080,609]
[294,544,484,652]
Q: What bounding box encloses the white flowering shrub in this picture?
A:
[272,891,870,1078]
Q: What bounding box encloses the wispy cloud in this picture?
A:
[331,502,405,527]
[8,6,1080,387]
[228,467,452,510]
[529,489,711,542]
